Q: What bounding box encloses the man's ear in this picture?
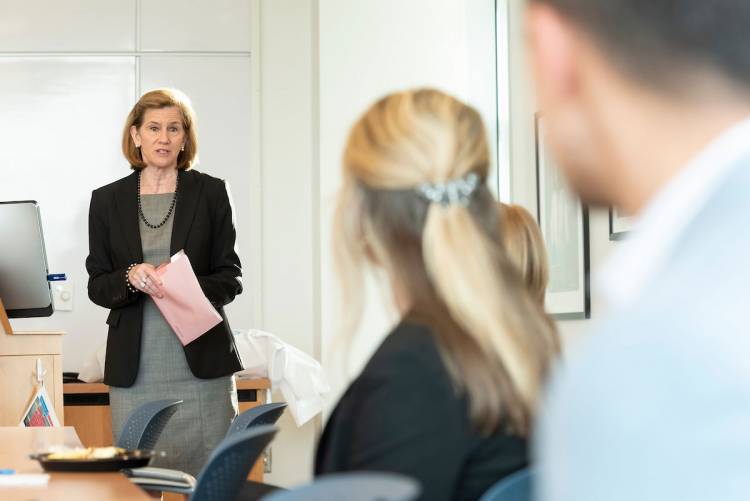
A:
[526,3,578,111]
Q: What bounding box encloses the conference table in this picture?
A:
[0,426,150,500]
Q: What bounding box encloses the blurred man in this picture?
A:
[526,1,750,500]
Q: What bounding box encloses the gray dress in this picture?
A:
[110,193,238,476]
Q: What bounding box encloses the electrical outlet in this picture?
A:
[52,281,73,311]
[263,447,272,474]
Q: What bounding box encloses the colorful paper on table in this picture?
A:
[152,250,222,346]
[19,385,61,427]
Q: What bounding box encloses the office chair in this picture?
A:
[226,402,287,437]
[125,425,279,501]
[116,399,183,450]
[260,472,421,501]
[479,468,532,501]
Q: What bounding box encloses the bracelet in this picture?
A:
[125,263,139,294]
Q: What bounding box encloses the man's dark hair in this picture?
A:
[533,0,750,90]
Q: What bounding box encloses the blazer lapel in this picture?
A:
[114,171,144,263]
[170,170,203,255]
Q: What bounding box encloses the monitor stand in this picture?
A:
[0,298,62,336]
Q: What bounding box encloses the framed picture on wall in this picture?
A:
[535,114,591,320]
[609,207,634,240]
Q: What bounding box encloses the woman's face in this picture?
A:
[131,106,186,170]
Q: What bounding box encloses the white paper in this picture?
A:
[0,474,50,487]
[170,249,186,263]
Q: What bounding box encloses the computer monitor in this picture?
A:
[0,201,53,318]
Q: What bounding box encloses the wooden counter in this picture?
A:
[0,426,150,500]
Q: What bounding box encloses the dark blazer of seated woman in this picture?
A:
[86,169,244,387]
[316,318,528,501]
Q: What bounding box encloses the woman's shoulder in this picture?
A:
[378,320,439,355]
[361,319,448,384]
[182,169,226,190]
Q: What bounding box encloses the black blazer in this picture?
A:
[86,169,244,387]
[315,320,528,501]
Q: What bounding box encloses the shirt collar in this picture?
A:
[598,115,750,313]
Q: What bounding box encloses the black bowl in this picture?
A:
[30,449,155,472]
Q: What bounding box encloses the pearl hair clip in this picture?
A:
[416,172,481,207]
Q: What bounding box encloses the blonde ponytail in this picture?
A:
[423,201,553,433]
[334,88,559,435]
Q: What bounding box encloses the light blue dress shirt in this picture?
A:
[536,125,750,501]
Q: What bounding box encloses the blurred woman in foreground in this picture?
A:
[316,89,560,501]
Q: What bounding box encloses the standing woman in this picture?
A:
[86,88,244,475]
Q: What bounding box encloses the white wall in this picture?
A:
[255,0,318,486]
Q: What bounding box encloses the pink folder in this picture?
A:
[152,250,222,346]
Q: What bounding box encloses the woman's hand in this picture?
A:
[128,263,165,298]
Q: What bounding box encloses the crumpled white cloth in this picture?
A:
[233,329,330,427]
[77,329,330,427]
[78,342,106,383]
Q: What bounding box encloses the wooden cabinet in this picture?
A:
[0,331,64,426]
[63,382,113,447]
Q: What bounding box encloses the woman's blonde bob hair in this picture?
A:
[499,203,550,305]
[333,89,559,436]
[122,88,198,171]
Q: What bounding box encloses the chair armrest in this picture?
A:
[123,466,197,494]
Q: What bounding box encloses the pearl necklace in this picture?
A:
[137,171,179,229]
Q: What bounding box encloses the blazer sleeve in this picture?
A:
[197,179,243,307]
[85,189,140,310]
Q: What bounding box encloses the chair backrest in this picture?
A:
[260,472,421,501]
[117,399,183,450]
[225,402,287,437]
[479,468,532,501]
[190,425,279,501]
